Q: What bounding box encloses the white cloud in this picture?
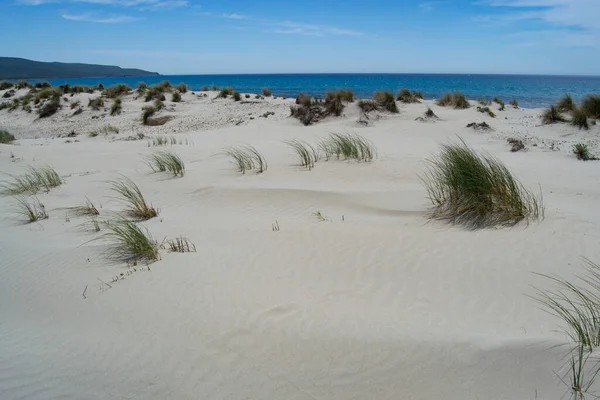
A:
[19,0,188,8]
[271,21,362,36]
[61,13,140,23]
[221,13,246,20]
[419,1,446,12]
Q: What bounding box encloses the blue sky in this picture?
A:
[2,0,599,75]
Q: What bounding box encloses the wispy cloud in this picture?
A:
[222,13,246,20]
[61,13,140,23]
[270,21,362,36]
[19,0,188,8]
[419,1,446,12]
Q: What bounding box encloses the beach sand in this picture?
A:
[1,90,599,399]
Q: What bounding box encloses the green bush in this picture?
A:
[171,91,182,102]
[0,81,14,90]
[232,91,241,101]
[262,88,272,97]
[324,91,345,116]
[217,87,234,98]
[374,91,399,113]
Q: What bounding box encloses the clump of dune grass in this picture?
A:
[15,196,48,223]
[71,197,100,216]
[38,95,60,118]
[101,218,160,263]
[89,124,119,137]
[413,90,424,100]
[336,89,353,102]
[176,83,187,93]
[541,105,567,125]
[421,138,543,229]
[374,91,399,113]
[109,177,158,220]
[201,85,209,91]
[497,99,505,111]
[322,133,376,162]
[262,88,272,97]
[0,81,14,90]
[2,166,62,195]
[573,143,597,161]
[166,236,196,253]
[290,103,326,125]
[557,94,575,112]
[0,130,15,144]
[217,87,234,99]
[110,98,122,116]
[424,107,438,119]
[223,145,267,174]
[478,98,491,106]
[88,97,104,111]
[572,107,589,130]
[141,106,157,125]
[137,82,147,95]
[233,91,241,101]
[397,88,421,103]
[582,95,600,119]
[147,135,181,146]
[144,85,167,102]
[438,92,470,109]
[103,84,131,98]
[510,99,519,108]
[286,139,319,170]
[358,99,377,113]
[147,150,185,177]
[171,91,182,102]
[324,91,345,116]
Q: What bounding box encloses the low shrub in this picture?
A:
[397,88,420,103]
[171,91,182,102]
[438,92,470,109]
[374,91,399,113]
[137,82,147,95]
[232,91,241,101]
[0,81,14,90]
[358,99,377,113]
[201,85,209,91]
[38,96,61,118]
[336,89,354,102]
[413,90,424,100]
[262,88,272,97]
[217,87,234,98]
[176,83,187,93]
[103,84,131,98]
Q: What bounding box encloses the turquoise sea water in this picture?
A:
[38,73,600,109]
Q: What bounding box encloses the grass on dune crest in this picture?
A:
[147,150,185,177]
[103,84,131,99]
[373,91,399,113]
[557,94,575,112]
[171,91,182,102]
[541,105,567,125]
[15,196,48,223]
[437,92,470,109]
[421,138,543,229]
[110,98,122,116]
[223,145,267,174]
[88,97,104,111]
[101,218,160,263]
[89,124,119,137]
[582,95,600,119]
[285,139,319,170]
[109,177,158,220]
[397,88,421,103]
[572,107,589,130]
[262,88,272,97]
[69,197,100,217]
[1,166,62,195]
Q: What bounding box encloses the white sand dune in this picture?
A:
[1,91,599,399]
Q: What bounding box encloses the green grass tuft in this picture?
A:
[262,88,272,97]
[557,94,575,112]
[109,177,158,220]
[437,92,470,109]
[322,133,376,162]
[38,95,60,118]
[88,97,104,111]
[2,166,62,195]
[171,91,182,102]
[285,139,319,170]
[223,145,267,174]
[15,196,48,223]
[166,236,196,253]
[147,150,185,177]
[141,106,157,125]
[572,107,589,130]
[0,130,15,144]
[373,91,399,113]
[176,83,187,93]
[581,95,600,119]
[509,99,519,108]
[397,88,420,103]
[232,91,241,101]
[541,105,567,124]
[103,84,131,98]
[70,197,100,217]
[101,218,160,263]
[572,143,597,161]
[109,98,122,116]
[421,138,543,228]
[217,87,234,98]
[89,124,119,137]
[358,99,377,113]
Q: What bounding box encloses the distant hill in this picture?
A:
[0,57,159,79]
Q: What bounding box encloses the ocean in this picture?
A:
[37,73,600,109]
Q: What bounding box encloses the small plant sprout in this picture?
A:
[286,139,319,170]
[109,177,158,220]
[166,237,196,253]
[71,197,100,216]
[16,196,48,223]
[272,221,280,231]
[573,143,597,161]
[313,211,327,222]
[101,218,160,263]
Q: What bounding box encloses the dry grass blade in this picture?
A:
[101,219,160,263]
[109,177,158,220]
[15,196,48,223]
[421,138,543,229]
[166,236,196,253]
[71,197,99,216]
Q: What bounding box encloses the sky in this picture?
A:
[2,0,599,75]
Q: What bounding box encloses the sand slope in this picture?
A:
[1,96,599,399]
